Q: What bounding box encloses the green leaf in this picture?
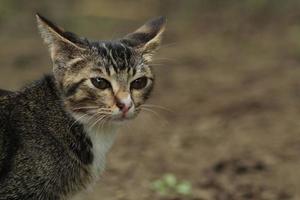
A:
[163,174,177,187]
[176,181,192,195]
[152,180,165,190]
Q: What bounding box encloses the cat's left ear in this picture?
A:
[123,16,166,62]
[36,13,87,63]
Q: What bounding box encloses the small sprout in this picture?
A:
[152,180,168,196]
[151,173,192,197]
[176,181,192,195]
[153,180,164,190]
[164,173,177,187]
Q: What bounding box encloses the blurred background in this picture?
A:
[1,0,300,199]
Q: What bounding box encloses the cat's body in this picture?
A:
[0,14,166,200]
[0,76,95,200]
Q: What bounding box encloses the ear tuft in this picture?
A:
[36,13,65,36]
[122,16,167,61]
[36,13,64,47]
[36,13,86,59]
[36,13,87,81]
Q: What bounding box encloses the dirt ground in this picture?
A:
[1,1,300,199]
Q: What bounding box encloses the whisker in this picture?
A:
[141,104,174,114]
[69,113,90,130]
[158,42,177,50]
[139,107,168,126]
[91,114,107,129]
[85,112,101,126]
[72,106,99,110]
[72,106,111,111]
[87,111,110,125]
[70,109,111,130]
[99,116,109,130]
[148,63,165,66]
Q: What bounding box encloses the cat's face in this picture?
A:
[36,14,165,125]
[58,42,154,123]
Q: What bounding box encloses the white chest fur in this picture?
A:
[85,125,118,179]
[69,126,118,200]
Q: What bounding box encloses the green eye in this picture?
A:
[91,77,111,90]
[131,77,148,90]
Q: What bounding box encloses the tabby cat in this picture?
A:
[0,14,166,200]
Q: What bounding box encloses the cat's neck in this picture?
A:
[84,124,119,179]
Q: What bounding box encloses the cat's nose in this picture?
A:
[116,101,125,110]
[115,93,133,113]
[116,100,132,113]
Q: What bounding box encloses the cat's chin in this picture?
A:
[110,114,136,124]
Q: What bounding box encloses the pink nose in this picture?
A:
[116,101,132,113]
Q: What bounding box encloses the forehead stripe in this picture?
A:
[105,66,111,76]
[132,67,137,76]
[109,50,118,69]
[91,41,138,73]
[120,43,129,67]
[66,58,84,67]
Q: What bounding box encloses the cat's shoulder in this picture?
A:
[0,89,13,97]
[0,89,16,117]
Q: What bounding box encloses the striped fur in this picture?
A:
[36,14,166,124]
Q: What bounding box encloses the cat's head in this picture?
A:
[36,14,166,125]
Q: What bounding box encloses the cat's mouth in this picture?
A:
[110,107,137,122]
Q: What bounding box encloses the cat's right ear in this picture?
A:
[122,16,166,62]
[36,13,86,64]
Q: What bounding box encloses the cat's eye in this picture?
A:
[131,77,148,90]
[91,77,111,90]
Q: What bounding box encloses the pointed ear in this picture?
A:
[36,13,87,64]
[122,16,166,62]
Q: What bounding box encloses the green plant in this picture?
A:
[152,174,192,197]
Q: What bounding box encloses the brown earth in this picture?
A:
[0,1,300,199]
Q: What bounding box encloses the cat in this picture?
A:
[0,13,166,200]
